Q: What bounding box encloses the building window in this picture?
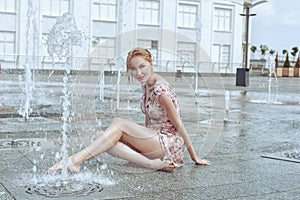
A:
[42,0,70,16]
[42,33,50,56]
[96,37,115,59]
[137,39,152,49]
[0,0,16,12]
[137,0,160,26]
[213,7,232,32]
[221,45,230,64]
[212,44,231,71]
[177,42,196,63]
[177,3,197,28]
[0,31,15,55]
[137,39,158,61]
[92,0,117,21]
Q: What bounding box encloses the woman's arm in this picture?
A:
[158,94,210,165]
[145,114,149,127]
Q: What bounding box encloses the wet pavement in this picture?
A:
[0,69,299,200]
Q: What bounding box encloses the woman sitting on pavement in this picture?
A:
[48,47,210,173]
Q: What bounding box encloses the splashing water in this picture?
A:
[23,170,115,198]
[47,12,82,180]
[47,12,82,64]
[225,90,230,112]
[194,15,202,95]
[224,90,230,122]
[19,0,38,120]
[99,70,105,102]
[194,16,202,44]
[266,54,278,104]
[119,0,135,31]
[115,57,125,110]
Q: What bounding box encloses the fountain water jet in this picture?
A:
[194,15,202,95]
[47,12,82,180]
[24,12,114,198]
[99,69,105,102]
[249,53,280,105]
[19,0,38,120]
[266,53,278,104]
[224,90,230,122]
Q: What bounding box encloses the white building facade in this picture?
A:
[0,0,246,73]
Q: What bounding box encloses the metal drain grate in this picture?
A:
[0,139,41,149]
[284,151,300,160]
[261,151,300,163]
[25,181,103,198]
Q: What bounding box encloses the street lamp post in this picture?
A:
[241,5,256,71]
[235,0,267,86]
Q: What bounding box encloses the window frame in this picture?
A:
[177,2,198,29]
[137,0,160,26]
[177,41,196,64]
[92,0,117,22]
[42,0,70,17]
[0,0,17,13]
[0,31,16,55]
[213,6,232,32]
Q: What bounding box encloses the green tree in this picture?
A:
[260,44,268,58]
[295,56,300,68]
[283,50,291,68]
[250,45,257,53]
[282,49,288,55]
[291,46,299,62]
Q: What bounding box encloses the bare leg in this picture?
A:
[91,131,174,171]
[48,118,172,172]
[106,142,174,171]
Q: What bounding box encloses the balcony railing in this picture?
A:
[0,54,242,74]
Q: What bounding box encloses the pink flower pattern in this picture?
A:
[141,79,184,167]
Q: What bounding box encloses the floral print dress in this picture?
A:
[141,79,184,167]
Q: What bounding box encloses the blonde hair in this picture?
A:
[126,47,153,71]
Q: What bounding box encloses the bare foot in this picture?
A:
[195,158,211,165]
[150,159,175,172]
[46,157,82,173]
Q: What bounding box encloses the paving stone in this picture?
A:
[0,71,299,199]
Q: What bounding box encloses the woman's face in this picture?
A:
[128,56,152,84]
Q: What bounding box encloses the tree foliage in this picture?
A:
[260,44,268,56]
[250,45,257,53]
[291,46,299,61]
[283,53,291,67]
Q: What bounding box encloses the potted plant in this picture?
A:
[283,50,291,67]
[282,49,291,77]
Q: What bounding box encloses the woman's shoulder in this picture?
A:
[153,78,172,96]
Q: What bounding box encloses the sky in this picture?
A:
[250,0,300,55]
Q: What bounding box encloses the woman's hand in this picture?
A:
[192,155,211,165]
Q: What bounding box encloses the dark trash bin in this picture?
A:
[236,68,249,86]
